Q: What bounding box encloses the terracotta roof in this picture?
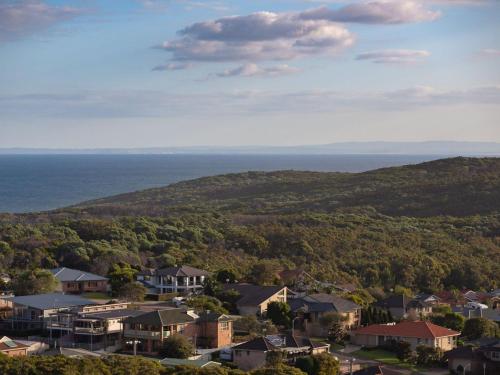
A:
[354,321,460,339]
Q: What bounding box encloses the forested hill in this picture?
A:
[0,157,499,293]
[72,157,500,217]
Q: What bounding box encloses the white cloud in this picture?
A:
[216,63,300,78]
[481,49,500,57]
[356,49,430,64]
[2,85,499,119]
[152,62,192,71]
[300,1,440,24]
[0,0,85,42]
[159,11,355,63]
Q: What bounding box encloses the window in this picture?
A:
[220,321,229,330]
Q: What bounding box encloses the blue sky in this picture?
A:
[0,0,499,148]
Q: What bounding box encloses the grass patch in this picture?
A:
[353,349,420,371]
[82,292,110,300]
[330,343,346,351]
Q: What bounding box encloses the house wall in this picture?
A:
[198,320,232,348]
[352,333,458,351]
[1,348,27,357]
[61,280,107,294]
[233,349,267,371]
[239,288,287,316]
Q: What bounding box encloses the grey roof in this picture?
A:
[79,309,144,320]
[222,284,286,307]
[155,265,210,277]
[292,293,360,313]
[124,308,196,326]
[50,267,108,282]
[233,334,328,352]
[197,311,233,323]
[11,293,94,310]
[374,295,410,309]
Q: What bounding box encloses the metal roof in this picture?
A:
[50,267,108,282]
[10,293,94,310]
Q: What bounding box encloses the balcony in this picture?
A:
[123,329,161,339]
[74,326,105,335]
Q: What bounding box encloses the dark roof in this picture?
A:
[137,269,155,277]
[155,266,210,277]
[290,293,360,313]
[374,295,410,309]
[352,366,385,375]
[406,299,432,309]
[124,308,196,326]
[232,334,327,352]
[50,267,108,282]
[444,346,476,360]
[197,311,233,322]
[222,284,286,307]
[11,293,94,310]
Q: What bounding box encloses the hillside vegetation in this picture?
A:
[0,157,499,292]
[73,157,500,217]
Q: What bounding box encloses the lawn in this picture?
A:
[353,349,419,371]
[82,292,110,300]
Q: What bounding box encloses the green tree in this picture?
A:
[462,317,500,340]
[415,345,443,366]
[251,365,306,375]
[159,334,195,359]
[108,264,136,296]
[267,302,292,328]
[11,268,58,296]
[116,282,146,302]
[187,295,228,314]
[216,269,237,284]
[395,341,412,362]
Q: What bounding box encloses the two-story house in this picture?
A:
[6,293,94,331]
[232,334,330,371]
[50,268,108,294]
[289,293,361,337]
[446,339,500,375]
[122,307,199,354]
[221,284,288,316]
[137,266,210,295]
[374,294,433,320]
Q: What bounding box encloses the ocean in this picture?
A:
[0,154,443,213]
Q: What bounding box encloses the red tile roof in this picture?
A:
[354,321,460,339]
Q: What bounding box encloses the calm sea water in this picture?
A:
[0,154,442,213]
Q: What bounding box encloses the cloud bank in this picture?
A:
[0,0,85,42]
[356,49,430,64]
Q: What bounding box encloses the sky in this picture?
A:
[0,0,499,148]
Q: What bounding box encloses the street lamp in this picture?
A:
[126,339,140,356]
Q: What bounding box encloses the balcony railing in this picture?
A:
[74,326,105,334]
[123,329,161,339]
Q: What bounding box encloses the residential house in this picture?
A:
[6,293,94,331]
[50,267,108,294]
[137,266,210,295]
[414,293,442,306]
[446,339,500,375]
[289,293,361,336]
[197,311,233,349]
[232,334,329,371]
[374,295,433,320]
[352,321,460,351]
[221,283,287,316]
[0,336,28,357]
[122,307,199,354]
